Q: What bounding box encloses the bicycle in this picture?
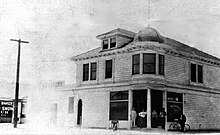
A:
[169,119,190,132]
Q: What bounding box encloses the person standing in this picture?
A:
[159,108,166,130]
[130,108,137,128]
[139,109,147,128]
[151,109,158,128]
[179,113,186,132]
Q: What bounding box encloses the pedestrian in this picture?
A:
[159,108,166,130]
[139,108,147,128]
[130,108,137,128]
[179,113,186,132]
[151,109,158,128]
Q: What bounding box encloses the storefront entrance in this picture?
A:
[151,90,163,128]
[133,90,147,128]
[132,90,164,128]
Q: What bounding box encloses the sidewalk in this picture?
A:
[0,124,169,135]
[0,123,219,135]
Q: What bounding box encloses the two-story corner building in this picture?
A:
[72,27,220,130]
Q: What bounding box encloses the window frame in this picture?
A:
[109,91,129,120]
[190,63,197,82]
[105,59,113,79]
[90,62,97,80]
[103,39,109,50]
[197,64,203,83]
[68,97,74,114]
[132,54,140,75]
[159,54,165,75]
[143,53,156,74]
[167,92,183,122]
[110,37,117,48]
[190,63,203,83]
[83,63,89,81]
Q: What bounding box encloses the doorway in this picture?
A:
[133,90,147,128]
[77,99,82,125]
[151,90,163,128]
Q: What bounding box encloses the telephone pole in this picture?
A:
[10,39,29,128]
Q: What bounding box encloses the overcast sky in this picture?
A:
[0,0,220,85]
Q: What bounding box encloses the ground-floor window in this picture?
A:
[167,92,183,122]
[51,103,58,124]
[0,101,13,123]
[68,97,74,114]
[110,91,128,120]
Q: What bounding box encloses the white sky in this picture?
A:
[0,0,220,85]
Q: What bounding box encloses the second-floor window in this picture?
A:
[83,64,89,81]
[83,62,97,81]
[105,60,113,79]
[159,54,165,75]
[132,54,140,74]
[190,63,203,83]
[143,53,156,74]
[90,62,97,80]
[198,65,203,83]
[132,53,164,75]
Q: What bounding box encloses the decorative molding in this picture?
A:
[74,79,220,95]
[73,43,220,67]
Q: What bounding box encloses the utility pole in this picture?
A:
[10,39,29,128]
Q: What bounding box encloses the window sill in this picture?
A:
[132,73,164,78]
[100,47,117,52]
[131,74,165,83]
[189,81,204,87]
[103,78,113,81]
[81,80,98,85]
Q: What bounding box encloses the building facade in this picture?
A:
[72,27,220,130]
[0,81,29,125]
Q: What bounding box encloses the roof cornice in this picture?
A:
[72,43,220,67]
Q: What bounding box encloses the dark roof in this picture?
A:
[73,47,102,60]
[163,37,220,61]
[73,28,220,62]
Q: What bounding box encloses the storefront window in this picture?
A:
[167,92,183,122]
[0,101,13,123]
[110,91,128,120]
[110,101,128,120]
[110,91,128,100]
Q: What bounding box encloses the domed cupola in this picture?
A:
[134,27,164,43]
